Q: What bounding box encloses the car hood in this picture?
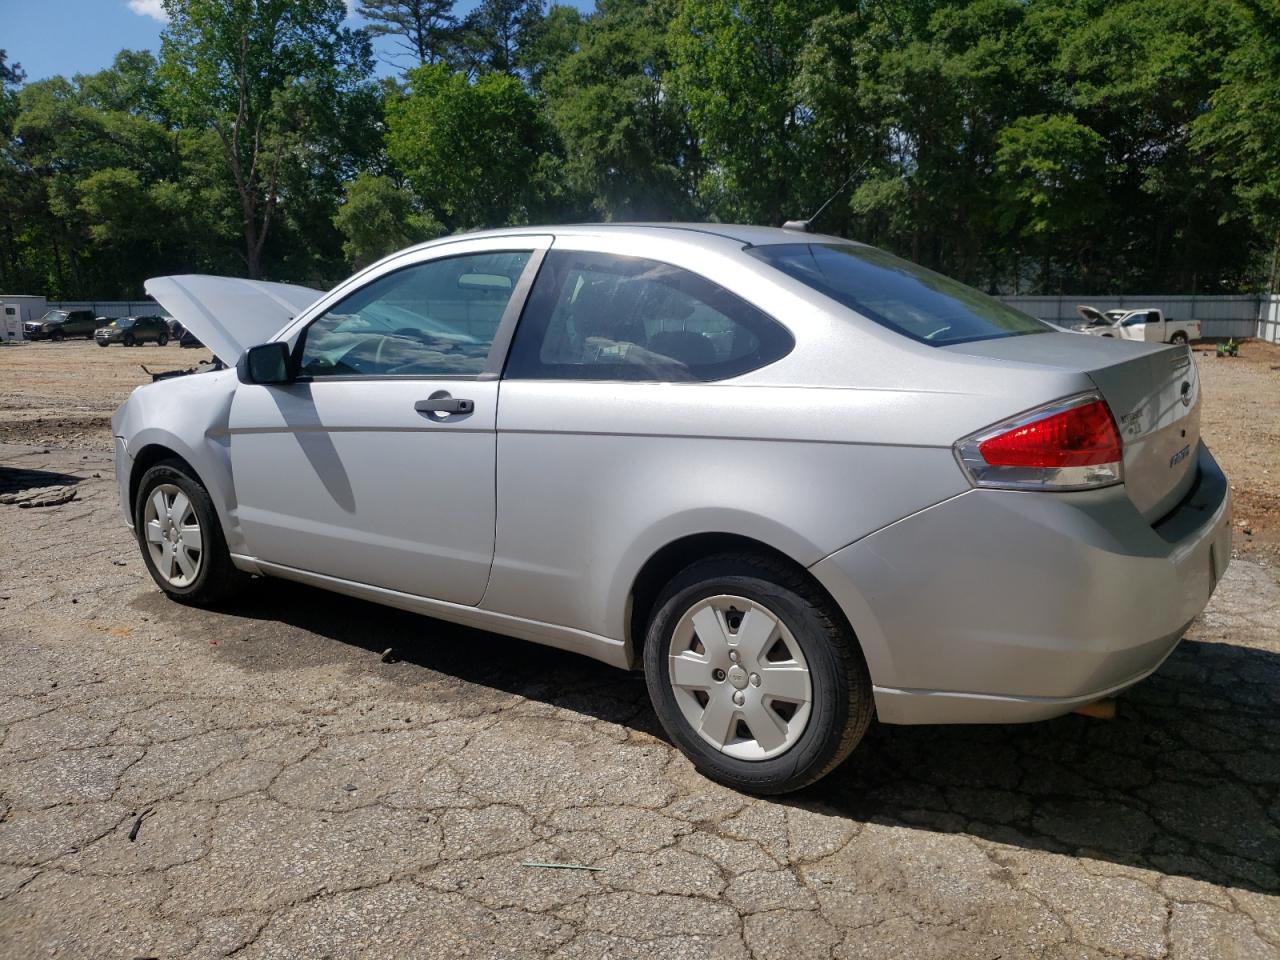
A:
[1074,304,1110,326]
[144,274,323,365]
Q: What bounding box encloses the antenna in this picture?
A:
[782,158,871,233]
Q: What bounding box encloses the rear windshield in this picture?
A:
[748,243,1049,346]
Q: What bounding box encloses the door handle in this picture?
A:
[415,396,474,415]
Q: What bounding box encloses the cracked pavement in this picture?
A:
[0,440,1277,959]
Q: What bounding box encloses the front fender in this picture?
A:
[113,369,244,552]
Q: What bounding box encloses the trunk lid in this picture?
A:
[948,333,1200,522]
[145,275,323,365]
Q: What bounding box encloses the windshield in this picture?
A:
[38,311,67,324]
[116,318,135,328]
[748,243,1049,346]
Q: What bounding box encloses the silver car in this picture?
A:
[112,225,1231,794]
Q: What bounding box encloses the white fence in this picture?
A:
[47,300,169,319]
[998,294,1268,339]
[44,294,1280,342]
[1259,296,1280,344]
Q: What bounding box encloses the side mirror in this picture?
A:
[238,342,293,385]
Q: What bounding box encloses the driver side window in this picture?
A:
[298,250,531,378]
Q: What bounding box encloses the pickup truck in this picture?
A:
[22,309,98,341]
[1073,306,1201,344]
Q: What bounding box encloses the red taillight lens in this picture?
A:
[978,399,1122,468]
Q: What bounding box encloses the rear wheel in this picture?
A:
[1170,331,1188,345]
[643,553,873,794]
[134,460,247,606]
[157,332,169,346]
[123,333,135,347]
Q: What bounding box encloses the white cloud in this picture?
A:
[127,0,170,24]
[344,0,359,17]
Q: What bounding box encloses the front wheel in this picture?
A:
[157,333,169,346]
[97,340,109,348]
[123,333,135,347]
[643,554,873,795]
[134,460,247,606]
[51,330,64,342]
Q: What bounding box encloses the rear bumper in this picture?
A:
[811,443,1231,724]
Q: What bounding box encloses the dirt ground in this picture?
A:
[0,338,1277,959]
[1191,339,1280,565]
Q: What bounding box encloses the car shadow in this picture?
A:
[0,465,84,494]
[206,578,1279,896]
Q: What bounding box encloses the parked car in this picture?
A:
[95,315,171,347]
[1073,306,1201,344]
[24,309,97,341]
[114,225,1231,794]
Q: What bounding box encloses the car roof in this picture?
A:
[417,222,852,251]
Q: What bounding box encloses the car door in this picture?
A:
[226,236,548,605]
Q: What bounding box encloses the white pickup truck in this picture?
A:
[1073,306,1201,344]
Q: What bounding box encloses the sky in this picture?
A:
[2,0,595,83]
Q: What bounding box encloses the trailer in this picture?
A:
[0,295,50,341]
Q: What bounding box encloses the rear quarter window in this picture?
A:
[748,243,1049,346]
[505,250,793,382]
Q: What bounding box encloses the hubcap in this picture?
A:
[668,595,813,761]
[142,483,203,587]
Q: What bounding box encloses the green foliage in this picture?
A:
[669,0,824,224]
[358,0,459,66]
[333,172,444,267]
[543,0,698,219]
[2,0,1279,297]
[386,63,553,229]
[159,0,374,277]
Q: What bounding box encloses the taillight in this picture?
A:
[955,393,1124,490]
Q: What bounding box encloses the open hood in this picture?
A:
[1074,304,1111,327]
[145,275,324,365]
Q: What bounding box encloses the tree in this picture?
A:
[358,0,458,66]
[333,171,443,267]
[451,0,544,76]
[669,0,826,225]
[995,114,1106,290]
[518,2,582,90]
[385,63,553,229]
[1192,0,1280,292]
[159,0,373,278]
[0,50,23,87]
[544,0,699,220]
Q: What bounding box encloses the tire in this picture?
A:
[51,330,64,342]
[123,334,135,347]
[643,553,873,795]
[1170,331,1188,345]
[134,459,248,606]
[157,333,169,346]
[97,340,109,348]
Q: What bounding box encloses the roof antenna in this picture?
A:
[782,158,871,233]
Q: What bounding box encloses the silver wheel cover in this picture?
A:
[668,595,813,761]
[143,483,203,587]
